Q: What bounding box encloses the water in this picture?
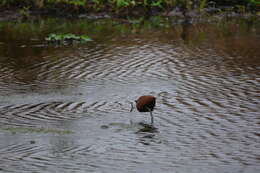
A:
[0,17,259,173]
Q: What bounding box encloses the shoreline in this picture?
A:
[0,7,259,23]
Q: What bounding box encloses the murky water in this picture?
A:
[0,17,260,173]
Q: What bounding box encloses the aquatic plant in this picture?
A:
[45,33,92,45]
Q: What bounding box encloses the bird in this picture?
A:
[130,95,156,125]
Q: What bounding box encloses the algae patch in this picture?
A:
[1,126,73,134]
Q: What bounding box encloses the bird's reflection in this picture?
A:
[136,123,161,146]
[137,122,158,133]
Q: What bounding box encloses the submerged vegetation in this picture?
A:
[1,126,72,134]
[0,0,259,17]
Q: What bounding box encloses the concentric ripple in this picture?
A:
[0,20,260,173]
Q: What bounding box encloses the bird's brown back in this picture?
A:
[136,95,156,112]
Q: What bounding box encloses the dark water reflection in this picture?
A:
[0,17,259,173]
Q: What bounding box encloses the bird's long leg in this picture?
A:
[130,102,134,112]
[146,107,154,125]
[129,102,135,125]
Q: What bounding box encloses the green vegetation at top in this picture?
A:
[0,0,259,16]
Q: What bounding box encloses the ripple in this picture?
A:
[0,102,88,127]
[0,20,260,173]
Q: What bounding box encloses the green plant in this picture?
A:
[110,0,135,9]
[236,5,246,13]
[151,0,163,8]
[0,0,18,7]
[251,0,260,4]
[92,0,105,11]
[199,0,207,10]
[45,33,92,45]
[19,6,31,19]
[0,0,258,16]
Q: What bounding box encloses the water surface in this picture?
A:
[0,17,259,173]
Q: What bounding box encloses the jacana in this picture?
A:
[130,95,156,125]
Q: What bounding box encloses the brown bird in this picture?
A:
[130,95,156,125]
